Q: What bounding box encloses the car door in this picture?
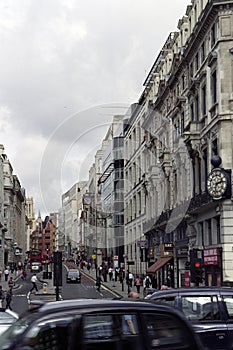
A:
[221,293,233,350]
[140,311,201,350]
[179,294,229,350]
[14,314,79,350]
[80,311,143,350]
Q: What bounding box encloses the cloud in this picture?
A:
[0,0,190,216]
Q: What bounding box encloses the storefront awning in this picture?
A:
[146,256,172,274]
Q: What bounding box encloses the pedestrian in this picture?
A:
[151,275,157,289]
[144,275,151,289]
[0,285,5,308]
[128,272,134,287]
[87,262,91,272]
[5,290,12,310]
[134,275,141,294]
[22,269,27,280]
[0,268,2,281]
[128,291,140,299]
[30,274,38,293]
[96,276,101,292]
[160,282,169,290]
[8,277,15,292]
[108,267,113,281]
[4,267,9,282]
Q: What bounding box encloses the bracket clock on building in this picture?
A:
[207,168,228,200]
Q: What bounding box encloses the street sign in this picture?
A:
[127,260,134,265]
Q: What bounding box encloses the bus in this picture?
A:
[28,250,42,267]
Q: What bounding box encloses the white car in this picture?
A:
[30,262,42,272]
[0,309,18,335]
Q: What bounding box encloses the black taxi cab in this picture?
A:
[0,298,202,350]
[147,287,233,349]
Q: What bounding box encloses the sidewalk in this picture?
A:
[80,266,144,298]
[0,271,22,291]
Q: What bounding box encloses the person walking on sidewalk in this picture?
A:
[134,275,141,294]
[0,285,5,308]
[108,267,113,281]
[30,274,38,293]
[5,290,13,310]
[8,277,15,292]
[96,275,101,292]
[4,267,9,282]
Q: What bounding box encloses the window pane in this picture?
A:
[142,313,190,348]
[181,296,220,321]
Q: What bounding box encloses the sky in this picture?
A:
[0,0,190,218]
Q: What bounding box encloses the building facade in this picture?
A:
[140,0,233,288]
[0,145,27,268]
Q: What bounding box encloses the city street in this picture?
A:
[0,264,128,316]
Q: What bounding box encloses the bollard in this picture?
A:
[43,283,47,293]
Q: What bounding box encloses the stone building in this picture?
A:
[139,0,233,287]
[61,181,87,258]
[0,145,27,268]
[124,104,149,275]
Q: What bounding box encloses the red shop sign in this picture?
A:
[203,248,219,266]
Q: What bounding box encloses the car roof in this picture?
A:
[33,298,186,317]
[149,287,233,299]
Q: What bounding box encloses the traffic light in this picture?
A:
[190,258,203,285]
[53,251,62,286]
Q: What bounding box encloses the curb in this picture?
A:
[81,269,124,299]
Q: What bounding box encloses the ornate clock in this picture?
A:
[207,168,228,200]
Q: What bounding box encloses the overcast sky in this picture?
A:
[0,0,190,218]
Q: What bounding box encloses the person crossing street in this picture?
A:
[30,274,38,293]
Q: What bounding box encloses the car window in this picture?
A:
[222,295,233,319]
[181,296,221,321]
[142,312,194,349]
[154,296,176,307]
[83,314,115,339]
[82,313,142,350]
[21,316,74,350]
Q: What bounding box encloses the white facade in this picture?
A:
[61,181,87,257]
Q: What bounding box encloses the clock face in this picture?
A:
[207,169,227,199]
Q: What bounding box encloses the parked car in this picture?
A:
[66,269,81,283]
[147,287,233,349]
[0,299,203,349]
[0,308,18,336]
[30,262,42,273]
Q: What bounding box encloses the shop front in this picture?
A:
[203,247,222,286]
